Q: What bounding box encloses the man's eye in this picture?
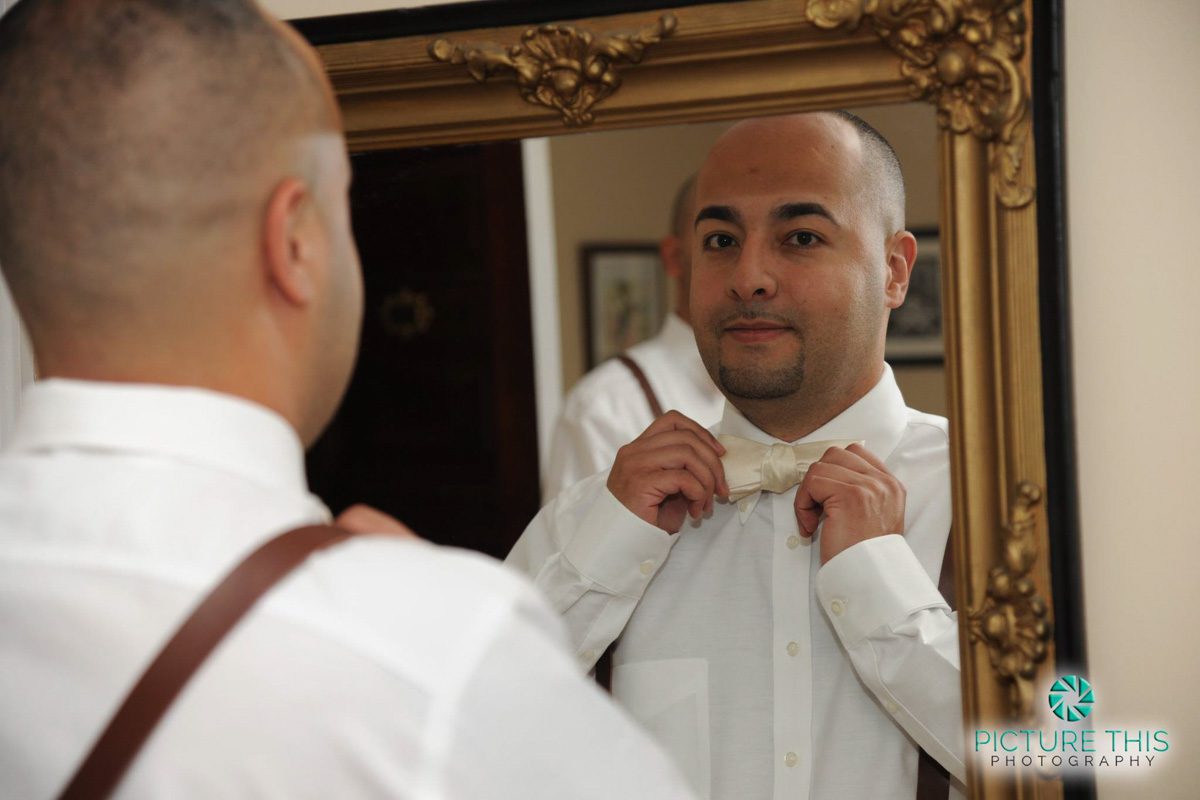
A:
[703,232,738,249]
[786,231,821,247]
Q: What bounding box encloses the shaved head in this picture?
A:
[0,0,364,444]
[0,0,337,343]
[827,110,906,235]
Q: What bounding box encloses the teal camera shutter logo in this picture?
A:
[1049,675,1095,722]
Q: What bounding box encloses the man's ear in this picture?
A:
[883,230,918,310]
[659,234,684,280]
[263,177,318,307]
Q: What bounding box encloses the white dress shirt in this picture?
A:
[508,365,966,799]
[0,380,696,800]
[544,314,725,500]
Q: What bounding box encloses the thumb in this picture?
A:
[336,504,420,539]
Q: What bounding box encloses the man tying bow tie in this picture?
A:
[507,111,964,799]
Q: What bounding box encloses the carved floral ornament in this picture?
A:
[429,15,677,127]
[968,481,1054,722]
[805,0,1035,208]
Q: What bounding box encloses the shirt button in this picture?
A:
[885,700,899,714]
[639,560,656,576]
[786,535,801,549]
[830,598,846,616]
[581,649,596,663]
[786,641,799,657]
[784,751,798,768]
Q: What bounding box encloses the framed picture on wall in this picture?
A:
[582,244,666,369]
[886,227,944,363]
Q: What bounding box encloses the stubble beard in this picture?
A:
[717,352,806,400]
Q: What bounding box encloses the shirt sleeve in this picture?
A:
[506,477,676,672]
[434,580,698,800]
[542,403,618,502]
[814,534,966,783]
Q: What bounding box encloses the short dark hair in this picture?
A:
[829,110,906,231]
[0,0,331,336]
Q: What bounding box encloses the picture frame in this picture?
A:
[581,244,666,368]
[886,227,943,364]
[307,2,1087,794]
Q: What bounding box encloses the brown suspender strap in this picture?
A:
[57,524,365,800]
[596,355,664,692]
[616,354,665,418]
[915,532,957,800]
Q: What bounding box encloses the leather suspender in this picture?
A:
[915,534,957,799]
[616,354,664,418]
[57,524,371,800]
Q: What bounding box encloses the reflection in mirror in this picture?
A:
[306,101,965,798]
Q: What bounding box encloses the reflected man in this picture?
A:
[509,112,964,799]
[544,176,724,500]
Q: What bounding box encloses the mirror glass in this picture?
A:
[306,101,946,552]
[304,96,967,793]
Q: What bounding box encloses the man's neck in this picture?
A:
[730,364,883,443]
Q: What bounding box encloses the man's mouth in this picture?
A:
[723,319,793,344]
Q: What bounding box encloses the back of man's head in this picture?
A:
[0,0,336,358]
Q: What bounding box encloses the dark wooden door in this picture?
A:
[307,142,540,560]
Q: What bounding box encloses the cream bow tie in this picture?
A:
[718,434,862,502]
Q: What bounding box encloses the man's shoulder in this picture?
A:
[277,537,554,685]
[560,358,651,419]
[893,408,950,468]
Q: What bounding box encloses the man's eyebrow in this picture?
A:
[773,202,839,226]
[694,205,741,227]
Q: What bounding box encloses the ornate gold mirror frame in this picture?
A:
[313,1,1064,796]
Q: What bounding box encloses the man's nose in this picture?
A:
[729,238,778,301]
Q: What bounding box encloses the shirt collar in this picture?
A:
[6,379,310,495]
[658,313,717,398]
[716,364,908,520]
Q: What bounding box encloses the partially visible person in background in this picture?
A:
[0,1,696,797]
[543,175,724,500]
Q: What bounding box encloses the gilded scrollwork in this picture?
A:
[805,0,1035,208]
[429,15,677,127]
[968,481,1053,722]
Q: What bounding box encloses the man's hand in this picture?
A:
[335,504,420,539]
[606,410,729,533]
[794,443,905,564]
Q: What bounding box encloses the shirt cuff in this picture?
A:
[815,534,946,646]
[562,489,676,598]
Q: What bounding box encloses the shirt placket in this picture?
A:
[770,490,813,799]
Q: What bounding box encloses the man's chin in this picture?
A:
[717,361,805,401]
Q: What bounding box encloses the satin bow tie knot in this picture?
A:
[760,443,801,495]
[719,434,863,502]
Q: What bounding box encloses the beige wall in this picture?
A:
[1065,1,1200,796]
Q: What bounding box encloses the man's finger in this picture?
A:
[639,430,729,497]
[629,443,718,505]
[843,442,892,473]
[336,504,419,539]
[639,410,725,456]
[794,471,857,536]
[649,469,709,520]
[814,444,878,476]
